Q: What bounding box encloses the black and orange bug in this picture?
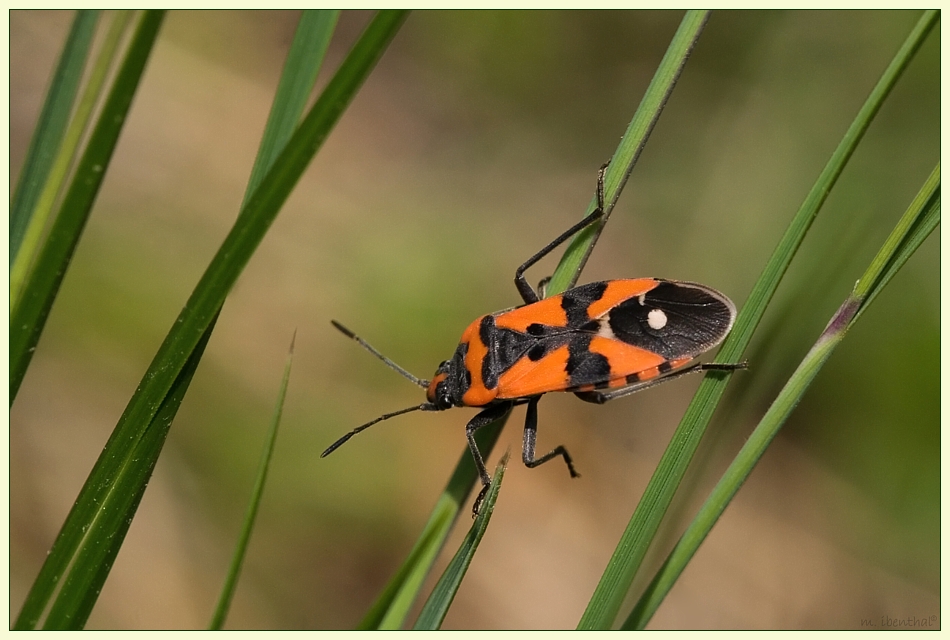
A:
[323,165,745,515]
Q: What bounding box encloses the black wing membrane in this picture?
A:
[606,280,736,360]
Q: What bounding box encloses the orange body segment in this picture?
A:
[588,335,667,382]
[494,296,569,331]
[496,344,572,399]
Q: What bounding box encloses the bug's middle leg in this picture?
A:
[521,396,580,478]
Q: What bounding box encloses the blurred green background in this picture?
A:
[10,10,939,629]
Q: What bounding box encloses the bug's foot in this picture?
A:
[472,483,491,518]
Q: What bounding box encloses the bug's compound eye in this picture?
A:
[436,383,454,409]
[427,370,455,409]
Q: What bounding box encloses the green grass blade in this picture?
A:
[10,9,98,264]
[624,163,939,629]
[22,312,217,629]
[359,418,504,630]
[10,10,165,403]
[546,9,710,296]
[413,453,510,630]
[852,162,940,319]
[209,333,297,630]
[14,10,406,630]
[578,9,938,630]
[11,11,134,311]
[242,9,339,205]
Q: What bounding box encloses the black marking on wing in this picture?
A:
[608,281,733,360]
[561,281,607,326]
[493,324,572,376]
[566,333,610,387]
[480,315,500,390]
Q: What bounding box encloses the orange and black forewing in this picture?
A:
[483,278,735,400]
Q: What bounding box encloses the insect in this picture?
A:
[323,165,745,515]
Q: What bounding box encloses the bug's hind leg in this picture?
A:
[521,396,580,478]
[513,163,611,304]
[467,402,514,516]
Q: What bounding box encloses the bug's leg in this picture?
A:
[514,164,612,305]
[467,402,514,517]
[514,208,605,304]
[574,361,748,404]
[518,163,611,303]
[521,396,581,478]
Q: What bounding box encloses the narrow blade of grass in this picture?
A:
[209,332,297,630]
[14,10,407,630]
[241,9,339,205]
[413,453,510,630]
[851,163,940,320]
[578,9,938,630]
[10,9,98,264]
[10,10,163,402]
[35,312,217,629]
[358,419,504,630]
[624,163,939,629]
[11,11,135,311]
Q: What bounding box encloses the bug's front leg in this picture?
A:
[466,402,514,517]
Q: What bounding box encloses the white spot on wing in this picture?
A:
[597,318,617,340]
[647,308,667,330]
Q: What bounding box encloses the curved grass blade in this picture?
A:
[10,10,165,403]
[15,10,407,629]
[358,419,504,630]
[12,11,135,310]
[578,9,939,629]
[624,164,939,629]
[413,453,510,630]
[209,332,297,630]
[358,10,709,629]
[10,9,98,264]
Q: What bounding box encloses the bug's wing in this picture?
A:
[495,280,736,398]
[595,279,737,361]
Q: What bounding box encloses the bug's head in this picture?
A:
[426,344,468,409]
[426,362,455,409]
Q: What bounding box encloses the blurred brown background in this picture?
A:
[10,10,939,629]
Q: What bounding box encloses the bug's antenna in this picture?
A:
[321,403,433,457]
[331,320,429,389]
